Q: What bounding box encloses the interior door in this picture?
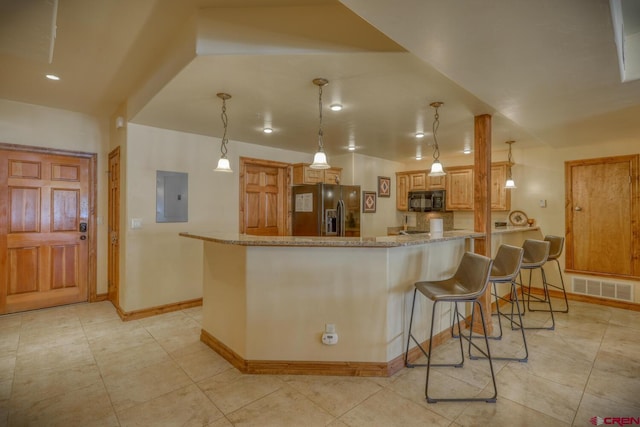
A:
[0,149,90,314]
[108,147,120,306]
[565,155,639,278]
[240,158,289,236]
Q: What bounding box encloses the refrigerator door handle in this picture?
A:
[337,199,345,237]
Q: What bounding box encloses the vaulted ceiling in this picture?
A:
[1,0,638,162]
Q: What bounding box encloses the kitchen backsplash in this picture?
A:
[416,212,454,231]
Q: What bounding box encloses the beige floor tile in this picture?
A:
[226,385,335,427]
[0,380,11,401]
[0,314,22,332]
[102,359,193,412]
[339,388,450,426]
[495,363,582,423]
[599,323,640,356]
[198,369,286,414]
[117,383,225,427]
[0,332,18,359]
[282,374,382,417]
[525,325,602,363]
[585,366,640,408]
[504,346,593,389]
[609,307,640,331]
[94,341,172,377]
[455,396,569,427]
[8,382,118,427]
[172,345,233,382]
[14,341,95,376]
[387,364,482,421]
[573,392,640,426]
[17,326,87,356]
[154,323,203,354]
[82,317,144,341]
[592,349,640,378]
[75,301,122,327]
[88,325,156,355]
[10,363,103,412]
[0,399,8,427]
[182,306,204,323]
[0,355,15,383]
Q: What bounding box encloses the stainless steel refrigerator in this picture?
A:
[292,184,361,237]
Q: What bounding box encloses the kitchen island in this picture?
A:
[180,226,540,377]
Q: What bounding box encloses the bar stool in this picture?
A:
[517,239,555,330]
[470,244,528,362]
[527,235,569,313]
[404,252,497,403]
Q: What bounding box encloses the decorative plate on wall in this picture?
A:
[508,210,529,226]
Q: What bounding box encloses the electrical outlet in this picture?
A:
[322,332,338,345]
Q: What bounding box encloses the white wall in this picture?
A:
[332,152,405,237]
[0,99,110,294]
[122,124,311,311]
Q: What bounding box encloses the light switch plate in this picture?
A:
[131,218,143,229]
[539,199,547,208]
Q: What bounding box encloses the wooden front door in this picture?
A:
[565,155,640,278]
[240,158,289,236]
[0,149,91,314]
[108,147,120,306]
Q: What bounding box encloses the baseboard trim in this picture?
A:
[528,287,640,312]
[201,326,454,377]
[92,293,109,302]
[116,298,203,321]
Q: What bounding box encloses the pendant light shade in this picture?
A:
[504,140,516,188]
[214,93,233,173]
[428,102,446,177]
[310,78,331,170]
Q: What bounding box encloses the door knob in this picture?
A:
[574,206,582,211]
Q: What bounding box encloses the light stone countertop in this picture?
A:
[177,227,536,248]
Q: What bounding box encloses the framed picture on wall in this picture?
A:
[378,176,391,198]
[363,191,377,213]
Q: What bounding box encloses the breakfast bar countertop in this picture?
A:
[180,226,537,248]
[179,229,486,248]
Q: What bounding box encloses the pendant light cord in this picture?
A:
[317,83,324,152]
[432,106,441,162]
[220,97,229,158]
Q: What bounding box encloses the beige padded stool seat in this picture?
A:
[517,239,555,330]
[404,252,497,403]
[470,244,528,362]
[526,235,569,314]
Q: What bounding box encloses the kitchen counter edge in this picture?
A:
[179,230,495,248]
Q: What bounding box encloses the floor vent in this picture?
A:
[572,277,634,302]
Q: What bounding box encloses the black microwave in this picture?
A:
[408,190,446,212]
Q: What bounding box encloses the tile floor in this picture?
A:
[0,298,639,426]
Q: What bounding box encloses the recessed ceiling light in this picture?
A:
[45,74,60,81]
[263,127,273,134]
[463,148,472,154]
[415,155,422,160]
[348,145,356,151]
[415,132,425,138]
[330,104,343,111]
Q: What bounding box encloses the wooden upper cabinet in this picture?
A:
[445,166,474,211]
[396,173,410,211]
[490,162,511,211]
[408,172,427,190]
[292,163,342,185]
[427,174,446,190]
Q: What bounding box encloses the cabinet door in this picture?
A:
[491,163,511,211]
[446,167,474,210]
[427,175,446,190]
[396,173,409,211]
[409,172,427,190]
[324,168,342,184]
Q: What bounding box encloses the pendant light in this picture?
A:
[505,140,517,188]
[428,101,446,177]
[214,92,233,173]
[310,78,330,170]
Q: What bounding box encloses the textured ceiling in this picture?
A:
[0,0,638,163]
